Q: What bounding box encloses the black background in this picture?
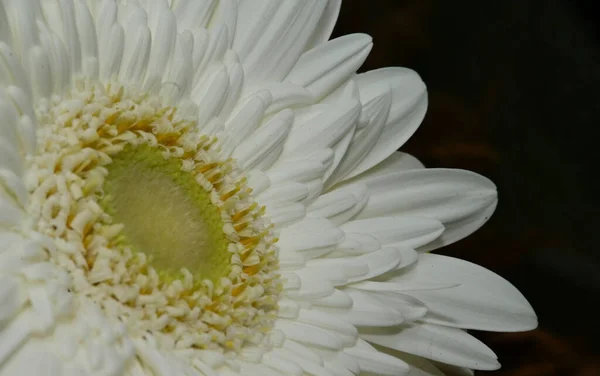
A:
[333,1,599,375]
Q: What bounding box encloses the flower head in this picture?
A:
[0,1,536,375]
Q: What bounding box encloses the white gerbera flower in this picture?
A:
[0,1,536,375]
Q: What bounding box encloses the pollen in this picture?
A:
[26,79,280,354]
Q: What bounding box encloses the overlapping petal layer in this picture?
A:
[0,1,536,375]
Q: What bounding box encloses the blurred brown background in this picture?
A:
[333,1,599,375]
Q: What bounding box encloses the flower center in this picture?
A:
[27,79,280,353]
[101,144,230,282]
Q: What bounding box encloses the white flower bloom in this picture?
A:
[0,1,536,375]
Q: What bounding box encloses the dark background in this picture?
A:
[334,1,599,375]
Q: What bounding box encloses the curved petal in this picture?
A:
[345,339,410,376]
[378,350,445,376]
[392,254,538,332]
[285,33,372,100]
[342,216,444,250]
[235,1,330,82]
[306,0,341,49]
[355,168,498,250]
[350,151,425,183]
[345,68,428,179]
[361,323,500,371]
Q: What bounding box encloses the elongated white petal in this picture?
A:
[355,168,498,250]
[191,63,229,127]
[390,254,538,331]
[345,339,410,376]
[172,0,217,31]
[432,363,475,376]
[326,91,391,186]
[306,0,341,49]
[342,217,444,250]
[361,323,500,370]
[241,1,328,82]
[145,8,179,83]
[348,151,425,183]
[326,288,404,327]
[308,183,369,226]
[284,100,361,156]
[346,68,428,179]
[233,109,293,171]
[119,8,151,84]
[285,34,372,100]
[379,349,446,376]
[274,320,343,351]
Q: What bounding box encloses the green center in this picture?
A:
[101,144,230,282]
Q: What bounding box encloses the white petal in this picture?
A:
[0,276,21,321]
[224,90,271,150]
[0,340,64,375]
[296,308,358,338]
[274,320,343,351]
[308,183,369,226]
[191,62,229,127]
[233,0,282,61]
[311,289,353,309]
[273,345,334,376]
[305,0,341,49]
[233,109,293,171]
[172,0,217,31]
[346,247,402,283]
[353,291,428,322]
[325,288,404,327]
[160,31,194,103]
[0,168,27,208]
[325,355,358,376]
[286,274,334,300]
[285,34,372,99]
[74,0,99,77]
[344,339,409,376]
[241,1,329,82]
[207,0,237,48]
[355,168,497,250]
[278,218,343,254]
[379,349,445,376]
[267,202,306,229]
[257,182,308,208]
[294,265,348,287]
[40,0,83,74]
[348,152,425,184]
[284,100,361,156]
[0,196,22,226]
[261,352,304,376]
[0,3,10,46]
[218,53,244,117]
[0,138,22,177]
[305,258,368,282]
[392,254,538,331]
[0,311,41,371]
[145,7,178,92]
[347,68,428,179]
[2,0,41,84]
[342,217,444,250]
[361,323,500,371]
[256,82,314,115]
[98,21,124,81]
[118,8,151,83]
[432,363,474,376]
[326,91,391,186]
[267,157,326,185]
[196,25,229,76]
[281,339,323,365]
